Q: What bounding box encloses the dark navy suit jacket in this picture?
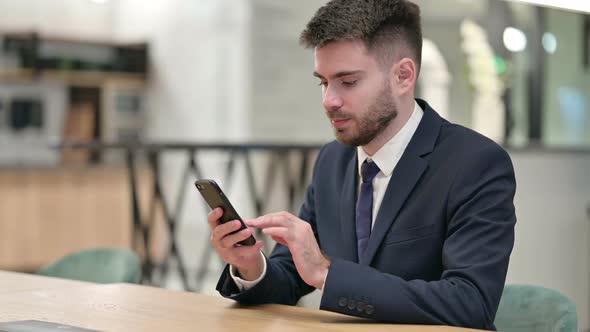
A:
[217,99,516,330]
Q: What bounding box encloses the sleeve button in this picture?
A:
[356,302,365,312]
[347,299,356,310]
[338,297,348,307]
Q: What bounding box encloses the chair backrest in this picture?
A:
[37,247,141,284]
[494,284,577,332]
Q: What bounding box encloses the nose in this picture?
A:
[322,86,343,111]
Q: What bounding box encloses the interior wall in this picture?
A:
[250,0,332,143]
[508,151,590,331]
[0,0,115,39]
[112,0,251,142]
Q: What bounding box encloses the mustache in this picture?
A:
[326,110,352,120]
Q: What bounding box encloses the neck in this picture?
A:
[362,97,414,156]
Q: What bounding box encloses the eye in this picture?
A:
[341,80,358,87]
[318,81,328,87]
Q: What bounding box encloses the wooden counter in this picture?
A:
[0,167,133,271]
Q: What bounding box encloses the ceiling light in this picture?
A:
[503,27,527,52]
[542,32,557,54]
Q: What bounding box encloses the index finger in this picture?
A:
[247,212,290,228]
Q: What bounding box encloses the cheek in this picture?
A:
[347,84,374,106]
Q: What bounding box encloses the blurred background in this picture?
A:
[0,0,588,330]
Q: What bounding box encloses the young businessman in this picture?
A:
[208,0,516,330]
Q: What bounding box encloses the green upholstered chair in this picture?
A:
[494,284,577,332]
[37,247,141,284]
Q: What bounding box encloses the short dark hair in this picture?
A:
[300,0,422,72]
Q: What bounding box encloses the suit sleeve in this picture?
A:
[216,148,324,305]
[319,144,516,330]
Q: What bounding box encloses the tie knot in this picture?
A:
[361,160,380,183]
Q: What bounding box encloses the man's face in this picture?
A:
[314,39,398,146]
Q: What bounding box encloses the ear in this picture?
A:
[390,58,417,96]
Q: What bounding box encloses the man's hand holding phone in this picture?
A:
[207,207,265,281]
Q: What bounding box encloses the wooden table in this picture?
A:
[0,273,483,332]
[0,270,91,293]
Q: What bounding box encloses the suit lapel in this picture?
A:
[359,155,427,265]
[339,152,359,262]
[359,100,442,265]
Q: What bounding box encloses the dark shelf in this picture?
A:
[1,31,148,79]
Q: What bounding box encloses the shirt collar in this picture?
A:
[357,101,424,177]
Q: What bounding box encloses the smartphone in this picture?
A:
[195,179,256,246]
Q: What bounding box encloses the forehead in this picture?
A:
[314,39,379,75]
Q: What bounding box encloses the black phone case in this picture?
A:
[195,179,256,246]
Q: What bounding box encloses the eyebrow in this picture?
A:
[313,70,365,80]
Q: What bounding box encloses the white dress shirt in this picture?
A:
[230,101,424,290]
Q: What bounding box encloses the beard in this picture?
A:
[328,82,398,147]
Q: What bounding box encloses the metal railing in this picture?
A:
[58,141,322,291]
